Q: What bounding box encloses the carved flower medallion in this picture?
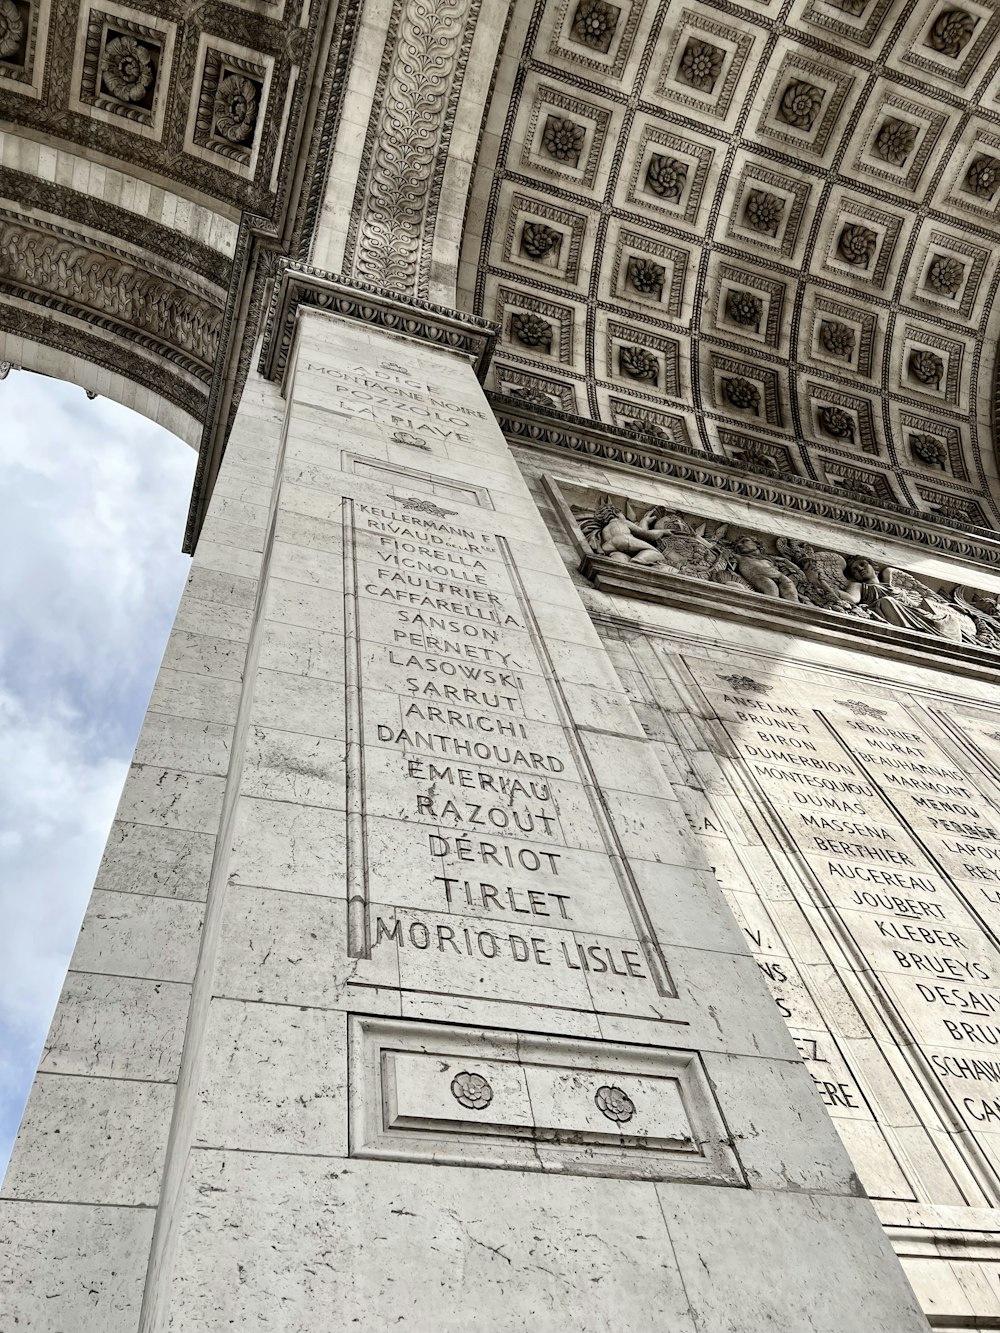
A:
[818,404,855,439]
[646,154,688,201]
[926,254,965,296]
[627,256,666,295]
[678,37,724,92]
[510,310,553,350]
[778,80,824,131]
[926,7,976,56]
[620,346,659,383]
[595,1084,635,1124]
[571,0,620,53]
[819,320,856,357]
[837,223,878,267]
[213,74,258,143]
[726,289,763,329]
[965,155,1000,198]
[0,0,22,59]
[542,115,585,164]
[743,190,785,237]
[908,348,944,387]
[873,118,918,167]
[827,0,868,15]
[520,221,562,260]
[723,377,761,412]
[910,432,947,466]
[101,35,154,102]
[451,1071,493,1110]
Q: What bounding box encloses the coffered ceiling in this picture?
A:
[459,0,1000,530]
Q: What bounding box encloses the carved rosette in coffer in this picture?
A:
[349,1016,743,1184]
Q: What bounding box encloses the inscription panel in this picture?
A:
[343,495,675,1018]
[673,653,1000,1203]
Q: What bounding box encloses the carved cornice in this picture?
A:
[583,556,1000,682]
[258,262,497,384]
[496,397,1000,567]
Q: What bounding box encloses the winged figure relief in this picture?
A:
[841,556,978,643]
[574,500,995,652]
[949,586,1000,649]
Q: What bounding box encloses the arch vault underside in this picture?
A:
[3,0,1000,546]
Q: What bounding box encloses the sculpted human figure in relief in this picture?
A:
[580,504,667,565]
[842,556,976,643]
[718,535,801,601]
[576,499,996,651]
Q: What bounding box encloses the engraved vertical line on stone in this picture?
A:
[343,495,371,957]
[496,535,675,999]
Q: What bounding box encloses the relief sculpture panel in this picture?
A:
[571,493,1000,652]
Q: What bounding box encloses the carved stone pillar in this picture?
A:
[0,280,931,1332]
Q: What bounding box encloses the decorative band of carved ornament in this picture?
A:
[258,261,497,381]
[492,397,1000,567]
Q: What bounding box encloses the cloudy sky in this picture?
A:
[0,373,194,1173]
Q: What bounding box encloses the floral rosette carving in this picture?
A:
[521,221,561,259]
[679,37,724,92]
[837,223,877,267]
[726,290,763,329]
[510,383,554,408]
[571,0,618,51]
[620,346,659,383]
[910,432,947,466]
[926,254,964,296]
[927,7,976,56]
[0,0,23,59]
[451,1071,493,1110]
[623,416,670,442]
[595,1085,636,1124]
[778,80,824,130]
[627,256,665,294]
[723,377,761,413]
[965,155,1000,199]
[873,118,917,167]
[213,74,259,144]
[819,321,856,357]
[908,349,944,387]
[543,116,585,163]
[733,440,780,474]
[510,310,552,350]
[818,404,855,440]
[744,190,784,236]
[646,155,688,201]
[101,35,154,102]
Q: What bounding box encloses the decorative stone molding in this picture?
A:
[0,212,222,372]
[258,263,496,385]
[493,398,1000,566]
[351,0,481,296]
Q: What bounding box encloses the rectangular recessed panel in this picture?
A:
[350,1016,745,1184]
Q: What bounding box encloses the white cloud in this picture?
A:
[0,373,194,1173]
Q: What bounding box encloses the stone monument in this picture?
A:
[5,0,1000,1327]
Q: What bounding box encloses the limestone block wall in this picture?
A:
[513,443,1000,1328]
[1,308,930,1332]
